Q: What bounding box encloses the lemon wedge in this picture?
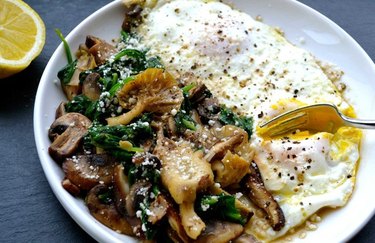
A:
[0,0,46,78]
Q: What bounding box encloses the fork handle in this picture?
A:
[343,116,375,129]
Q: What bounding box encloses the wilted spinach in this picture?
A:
[55,29,77,85]
[196,193,247,225]
[219,106,253,138]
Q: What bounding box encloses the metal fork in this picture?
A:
[258,103,375,137]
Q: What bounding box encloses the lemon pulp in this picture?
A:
[0,0,46,78]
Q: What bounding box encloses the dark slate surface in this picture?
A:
[0,0,373,242]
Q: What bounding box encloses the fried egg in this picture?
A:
[135,0,361,241]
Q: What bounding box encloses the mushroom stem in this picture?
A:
[86,185,135,235]
[107,102,145,126]
[180,202,206,240]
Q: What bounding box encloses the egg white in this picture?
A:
[135,0,361,241]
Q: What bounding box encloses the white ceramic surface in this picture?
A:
[34,0,375,242]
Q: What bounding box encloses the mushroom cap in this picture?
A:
[86,35,116,66]
[86,184,135,235]
[48,112,92,162]
[62,154,117,190]
[125,181,152,217]
[82,72,101,101]
[117,68,183,113]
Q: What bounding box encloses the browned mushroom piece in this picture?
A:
[86,35,116,66]
[55,102,67,119]
[82,72,101,101]
[195,221,244,243]
[107,68,183,126]
[166,115,178,138]
[211,151,250,188]
[61,45,97,101]
[233,233,260,243]
[204,132,245,162]
[196,98,221,125]
[180,202,206,239]
[125,181,152,217]
[113,164,130,215]
[167,227,188,243]
[154,135,214,205]
[61,178,81,196]
[190,109,203,126]
[48,113,69,141]
[189,84,209,105]
[86,184,135,235]
[242,161,285,231]
[166,203,190,243]
[189,84,221,125]
[62,154,116,191]
[48,113,92,161]
[122,4,143,32]
[148,194,169,224]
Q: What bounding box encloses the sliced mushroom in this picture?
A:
[167,227,188,243]
[111,165,146,236]
[48,113,92,161]
[62,45,97,100]
[153,128,213,240]
[189,84,221,124]
[82,72,101,101]
[61,178,80,196]
[148,194,169,224]
[86,35,116,66]
[107,68,183,126]
[205,133,244,162]
[125,181,152,217]
[154,136,214,204]
[113,164,131,215]
[195,221,244,243]
[86,184,135,235]
[48,115,69,141]
[204,125,253,162]
[166,115,178,138]
[55,102,66,119]
[196,98,221,125]
[62,154,116,190]
[122,4,143,32]
[190,109,203,126]
[166,203,190,243]
[189,84,209,105]
[211,151,250,188]
[180,202,206,240]
[242,161,285,231]
[233,233,260,243]
[132,152,161,168]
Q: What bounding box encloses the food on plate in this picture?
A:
[47,0,361,241]
[0,0,45,79]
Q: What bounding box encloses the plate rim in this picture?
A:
[33,0,375,242]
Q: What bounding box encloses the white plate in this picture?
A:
[34,0,375,242]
